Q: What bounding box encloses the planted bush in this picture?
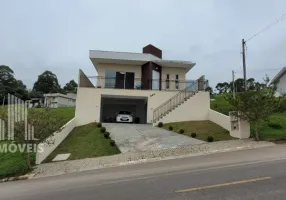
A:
[110,140,116,146]
[268,122,283,129]
[179,129,184,134]
[97,123,102,128]
[104,132,110,139]
[191,132,197,138]
[207,136,214,142]
[169,126,173,131]
[100,127,106,133]
[158,122,163,127]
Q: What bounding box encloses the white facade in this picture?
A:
[44,93,76,108]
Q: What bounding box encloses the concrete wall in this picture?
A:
[155,92,210,124]
[276,73,286,96]
[208,109,231,131]
[36,118,77,164]
[75,87,180,125]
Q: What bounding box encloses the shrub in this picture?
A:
[158,122,163,127]
[179,129,184,134]
[191,132,197,138]
[100,127,106,133]
[268,122,283,129]
[110,140,116,146]
[207,136,214,142]
[104,132,110,139]
[97,123,102,128]
[169,126,173,131]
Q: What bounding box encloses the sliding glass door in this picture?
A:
[106,71,134,89]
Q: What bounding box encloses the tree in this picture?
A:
[215,82,230,94]
[225,77,279,141]
[63,80,78,93]
[33,71,61,94]
[0,65,29,105]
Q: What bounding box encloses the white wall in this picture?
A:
[36,118,77,164]
[155,92,210,124]
[208,109,231,131]
[276,73,286,96]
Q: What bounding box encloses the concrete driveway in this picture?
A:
[103,123,205,153]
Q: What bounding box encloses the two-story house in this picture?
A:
[75,45,210,125]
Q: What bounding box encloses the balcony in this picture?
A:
[80,76,208,91]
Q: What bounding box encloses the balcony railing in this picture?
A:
[81,76,199,91]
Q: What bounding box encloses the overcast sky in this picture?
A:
[1,0,286,89]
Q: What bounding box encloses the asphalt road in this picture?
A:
[1,145,286,200]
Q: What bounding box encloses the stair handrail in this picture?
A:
[153,80,202,122]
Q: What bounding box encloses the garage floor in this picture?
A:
[103,123,205,153]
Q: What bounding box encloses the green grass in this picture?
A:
[162,120,233,142]
[45,123,120,162]
[211,95,286,141]
[0,107,75,178]
[255,112,286,141]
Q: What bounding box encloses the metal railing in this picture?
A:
[153,79,208,123]
[80,76,198,91]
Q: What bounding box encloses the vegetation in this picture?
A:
[158,122,163,127]
[100,127,106,133]
[0,107,75,178]
[207,136,214,142]
[45,123,120,162]
[104,132,110,139]
[168,126,173,131]
[162,121,233,142]
[179,129,184,134]
[110,140,116,147]
[211,95,286,141]
[191,132,197,138]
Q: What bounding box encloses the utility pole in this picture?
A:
[242,39,247,91]
[232,70,235,99]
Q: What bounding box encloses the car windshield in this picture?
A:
[118,111,131,115]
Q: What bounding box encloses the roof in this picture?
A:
[271,67,286,83]
[89,50,196,70]
[44,93,76,100]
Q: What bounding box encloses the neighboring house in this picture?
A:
[272,67,286,97]
[44,93,76,108]
[75,44,210,125]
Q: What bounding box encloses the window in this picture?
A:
[105,71,116,88]
[175,74,179,89]
[166,74,170,89]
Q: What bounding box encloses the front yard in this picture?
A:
[162,120,233,142]
[45,123,120,162]
[0,107,75,178]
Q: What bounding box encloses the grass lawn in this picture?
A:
[45,123,120,162]
[211,95,286,141]
[0,107,75,178]
[162,120,233,142]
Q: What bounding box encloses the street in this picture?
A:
[1,145,286,200]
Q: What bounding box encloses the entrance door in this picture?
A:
[152,70,160,90]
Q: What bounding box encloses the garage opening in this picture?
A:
[100,95,148,124]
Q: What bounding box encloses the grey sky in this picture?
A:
[1,0,286,89]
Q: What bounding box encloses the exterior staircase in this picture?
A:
[153,80,205,123]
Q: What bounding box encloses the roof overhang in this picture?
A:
[89,50,196,72]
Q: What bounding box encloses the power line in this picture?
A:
[246,12,286,42]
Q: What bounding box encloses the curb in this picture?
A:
[0,173,35,184]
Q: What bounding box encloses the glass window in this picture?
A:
[166,74,170,89]
[105,71,116,88]
[175,74,179,89]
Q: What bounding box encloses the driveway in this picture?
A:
[103,123,205,153]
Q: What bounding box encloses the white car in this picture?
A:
[116,111,133,123]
